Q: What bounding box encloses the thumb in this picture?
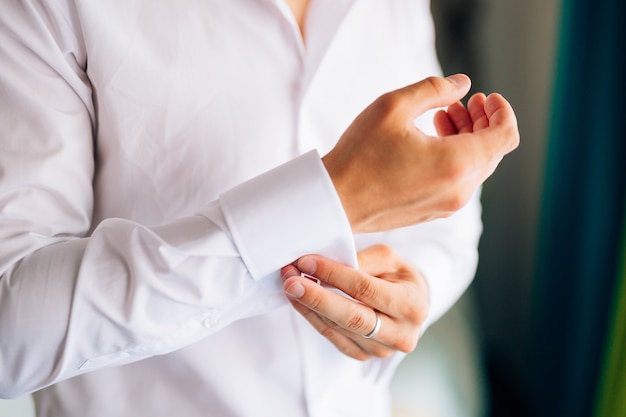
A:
[394,74,472,120]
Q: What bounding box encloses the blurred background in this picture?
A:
[1,0,624,416]
[424,0,625,416]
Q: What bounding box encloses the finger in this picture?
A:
[451,94,519,165]
[295,256,394,309]
[355,244,400,277]
[483,93,520,152]
[467,93,489,130]
[392,74,472,120]
[288,297,396,359]
[280,264,300,279]
[285,296,374,361]
[445,101,474,134]
[283,273,390,337]
[287,284,418,356]
[485,93,520,153]
[434,109,458,137]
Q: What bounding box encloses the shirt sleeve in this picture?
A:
[0,2,356,398]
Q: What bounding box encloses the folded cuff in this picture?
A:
[219,150,357,280]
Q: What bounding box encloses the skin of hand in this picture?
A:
[280,245,429,360]
[323,74,520,234]
[280,76,518,359]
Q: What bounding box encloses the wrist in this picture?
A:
[322,153,368,234]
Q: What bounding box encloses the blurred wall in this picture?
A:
[432,0,561,414]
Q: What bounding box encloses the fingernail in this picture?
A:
[446,74,471,88]
[285,281,305,299]
[297,257,317,275]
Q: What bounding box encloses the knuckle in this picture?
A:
[509,127,521,150]
[496,124,520,154]
[406,302,429,325]
[439,154,467,183]
[393,334,419,353]
[444,189,470,212]
[320,324,339,341]
[305,292,324,311]
[315,261,343,287]
[396,290,428,325]
[357,244,394,267]
[345,310,369,331]
[373,243,394,258]
[437,157,473,212]
[417,302,430,323]
[400,288,430,324]
[352,278,377,302]
[423,76,448,97]
[400,304,419,323]
[375,91,402,116]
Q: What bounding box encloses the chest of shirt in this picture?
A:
[77,0,438,222]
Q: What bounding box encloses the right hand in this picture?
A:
[322,74,519,233]
[281,244,429,361]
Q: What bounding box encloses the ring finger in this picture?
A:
[285,293,394,359]
[283,275,391,343]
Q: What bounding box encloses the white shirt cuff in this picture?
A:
[219,150,357,280]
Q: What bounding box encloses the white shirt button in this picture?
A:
[202,312,219,329]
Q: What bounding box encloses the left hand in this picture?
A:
[322,76,519,233]
[280,245,429,361]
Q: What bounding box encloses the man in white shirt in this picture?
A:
[0,0,518,416]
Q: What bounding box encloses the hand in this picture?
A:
[323,74,519,233]
[280,245,429,361]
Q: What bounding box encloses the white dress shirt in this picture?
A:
[0,0,483,415]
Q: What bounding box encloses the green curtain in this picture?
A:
[594,205,626,416]
[529,0,626,416]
